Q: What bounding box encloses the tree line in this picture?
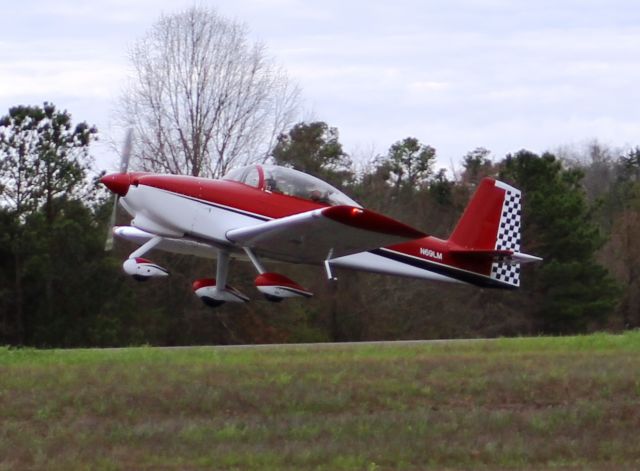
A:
[0,105,634,347]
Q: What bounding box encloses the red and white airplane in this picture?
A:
[101,163,541,307]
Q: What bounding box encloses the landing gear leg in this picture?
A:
[130,235,163,259]
[201,249,231,308]
[324,249,337,281]
[215,249,231,297]
[243,247,266,275]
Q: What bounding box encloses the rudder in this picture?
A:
[490,181,522,287]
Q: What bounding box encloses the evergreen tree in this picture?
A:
[383,137,436,192]
[429,168,454,206]
[271,121,352,187]
[22,198,138,346]
[461,147,494,184]
[0,103,97,342]
[500,150,619,332]
[0,103,139,346]
[0,208,17,341]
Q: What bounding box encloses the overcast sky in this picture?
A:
[1,0,639,172]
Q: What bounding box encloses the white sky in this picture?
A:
[1,0,639,173]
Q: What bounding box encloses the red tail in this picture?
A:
[449,178,508,250]
[448,178,530,288]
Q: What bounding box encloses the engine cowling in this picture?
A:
[123,257,169,281]
[192,278,250,307]
[255,273,313,302]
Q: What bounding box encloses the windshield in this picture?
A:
[223,165,360,207]
[262,166,360,207]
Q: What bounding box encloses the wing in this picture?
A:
[226,205,426,264]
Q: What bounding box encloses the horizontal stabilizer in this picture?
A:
[451,248,542,264]
[510,252,543,264]
[450,249,513,258]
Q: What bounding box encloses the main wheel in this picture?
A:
[201,297,226,308]
[132,275,150,282]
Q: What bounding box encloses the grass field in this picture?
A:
[1,333,640,470]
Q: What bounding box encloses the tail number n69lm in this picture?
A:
[419,247,443,261]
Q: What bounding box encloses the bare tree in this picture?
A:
[120,6,299,177]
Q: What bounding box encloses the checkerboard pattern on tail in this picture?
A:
[491,182,522,287]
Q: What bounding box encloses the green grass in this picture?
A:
[1,333,640,470]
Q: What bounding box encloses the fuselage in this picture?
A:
[111,171,501,288]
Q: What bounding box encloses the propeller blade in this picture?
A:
[119,128,133,174]
[105,129,133,251]
[104,195,118,251]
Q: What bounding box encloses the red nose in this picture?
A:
[100,173,131,197]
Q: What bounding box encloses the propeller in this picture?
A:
[104,129,133,251]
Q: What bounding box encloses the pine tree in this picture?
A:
[0,103,105,344]
[500,150,619,332]
[271,121,352,187]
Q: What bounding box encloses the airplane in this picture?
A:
[101,156,542,307]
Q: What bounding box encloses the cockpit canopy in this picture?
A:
[223,165,361,207]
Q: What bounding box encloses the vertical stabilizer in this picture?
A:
[449,178,523,288]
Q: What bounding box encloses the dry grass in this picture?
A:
[1,333,640,470]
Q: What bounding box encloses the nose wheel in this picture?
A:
[122,236,170,281]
